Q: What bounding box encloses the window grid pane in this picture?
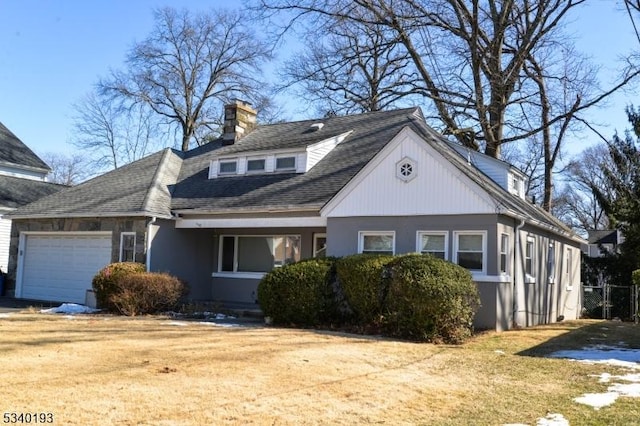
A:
[456,233,484,271]
[219,161,237,173]
[363,235,393,252]
[276,157,296,170]
[247,159,265,171]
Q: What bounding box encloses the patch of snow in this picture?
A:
[537,413,569,426]
[495,350,506,355]
[198,321,240,328]
[595,373,640,383]
[165,321,188,326]
[609,383,640,397]
[503,413,569,426]
[0,313,13,318]
[40,303,100,314]
[574,392,619,410]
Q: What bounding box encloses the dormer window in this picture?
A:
[247,158,266,172]
[276,156,296,171]
[219,160,237,174]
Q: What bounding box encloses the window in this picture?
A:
[313,233,327,258]
[525,237,535,277]
[454,232,485,272]
[547,243,556,284]
[219,160,237,174]
[417,232,447,259]
[275,156,296,171]
[219,235,301,273]
[565,248,573,291]
[359,232,395,255]
[119,232,136,262]
[499,233,509,274]
[247,158,265,172]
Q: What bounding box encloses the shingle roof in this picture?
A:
[0,122,50,171]
[171,107,420,211]
[9,148,183,219]
[0,175,64,210]
[7,107,580,241]
[587,229,618,244]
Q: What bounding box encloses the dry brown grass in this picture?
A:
[1,313,638,425]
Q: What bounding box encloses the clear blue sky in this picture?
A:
[0,0,637,159]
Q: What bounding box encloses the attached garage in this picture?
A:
[16,232,112,303]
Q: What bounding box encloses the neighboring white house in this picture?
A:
[583,229,623,258]
[0,122,63,274]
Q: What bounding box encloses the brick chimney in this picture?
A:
[222,100,257,145]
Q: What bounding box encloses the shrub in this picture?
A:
[92,262,146,311]
[336,254,395,324]
[257,258,336,326]
[633,269,640,287]
[110,272,187,316]
[383,254,480,344]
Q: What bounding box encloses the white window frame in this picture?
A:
[215,235,302,279]
[416,231,448,260]
[275,155,297,171]
[218,159,238,175]
[547,242,556,284]
[565,248,573,291]
[453,231,487,274]
[525,236,536,283]
[119,232,136,262]
[499,233,509,275]
[246,157,266,173]
[358,231,395,255]
[313,233,327,258]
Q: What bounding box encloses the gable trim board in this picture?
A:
[321,127,502,218]
[15,231,112,303]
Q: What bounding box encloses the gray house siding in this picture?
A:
[198,228,325,305]
[149,220,214,300]
[327,214,499,260]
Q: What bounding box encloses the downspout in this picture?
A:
[513,218,526,328]
[146,216,157,272]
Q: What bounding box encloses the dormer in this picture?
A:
[446,142,528,200]
[208,130,352,179]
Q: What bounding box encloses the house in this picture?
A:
[0,122,63,276]
[583,229,622,258]
[7,103,584,330]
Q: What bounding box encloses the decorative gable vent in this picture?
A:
[396,157,417,183]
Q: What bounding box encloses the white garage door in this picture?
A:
[19,233,112,303]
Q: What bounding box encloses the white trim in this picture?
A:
[275,154,297,171]
[119,232,136,262]
[452,230,487,274]
[416,231,448,260]
[358,231,396,254]
[212,272,266,280]
[499,233,509,275]
[471,274,512,283]
[20,231,112,237]
[565,247,574,291]
[525,235,535,278]
[176,216,326,229]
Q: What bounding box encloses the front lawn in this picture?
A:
[1,312,638,425]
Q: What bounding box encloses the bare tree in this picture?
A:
[101,7,271,152]
[280,18,423,115]
[256,0,640,159]
[70,91,163,170]
[39,152,91,185]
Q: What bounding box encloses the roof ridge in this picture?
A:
[140,148,179,214]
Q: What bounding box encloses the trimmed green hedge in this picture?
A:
[384,254,480,343]
[92,262,146,311]
[257,258,336,326]
[336,254,394,324]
